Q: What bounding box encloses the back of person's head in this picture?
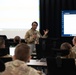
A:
[14,43,30,62]
[60,42,73,58]
[60,42,72,50]
[14,36,21,43]
[0,37,5,48]
[72,36,76,45]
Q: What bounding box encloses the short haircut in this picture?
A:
[14,36,21,43]
[0,37,5,48]
[14,43,30,62]
[60,42,72,50]
[32,21,38,26]
[60,42,75,58]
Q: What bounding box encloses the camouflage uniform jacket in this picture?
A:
[25,28,47,44]
[0,60,42,75]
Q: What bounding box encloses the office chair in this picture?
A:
[7,39,17,47]
[0,48,12,63]
[46,49,76,75]
[0,48,9,56]
[0,35,7,39]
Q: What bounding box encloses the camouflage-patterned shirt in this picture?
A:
[0,60,44,75]
[25,28,47,44]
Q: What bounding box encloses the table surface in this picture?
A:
[2,55,76,67]
[27,59,47,67]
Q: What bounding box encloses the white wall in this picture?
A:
[0,0,39,39]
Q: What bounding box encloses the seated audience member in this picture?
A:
[0,37,12,63]
[72,36,76,53]
[0,37,8,56]
[13,36,21,44]
[0,43,45,75]
[60,42,75,58]
[0,37,5,48]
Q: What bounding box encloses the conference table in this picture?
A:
[2,55,76,75]
[1,55,47,74]
[2,46,76,68]
[27,59,47,74]
[1,55,47,67]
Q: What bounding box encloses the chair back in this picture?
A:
[46,57,76,75]
[0,48,9,56]
[0,35,7,39]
